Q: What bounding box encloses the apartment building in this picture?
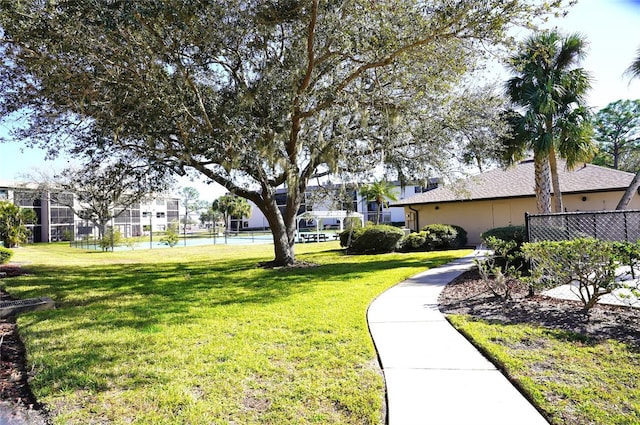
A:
[0,180,179,242]
[243,180,439,230]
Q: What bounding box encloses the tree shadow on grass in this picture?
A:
[11,248,467,331]
[4,248,469,404]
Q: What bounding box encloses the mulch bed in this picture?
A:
[439,268,640,349]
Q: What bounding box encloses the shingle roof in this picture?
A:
[394,160,637,206]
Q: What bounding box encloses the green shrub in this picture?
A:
[399,224,467,252]
[99,228,123,251]
[339,227,365,248]
[480,225,527,245]
[481,225,528,275]
[160,223,180,247]
[475,237,522,300]
[342,225,404,254]
[421,224,458,250]
[613,241,640,279]
[0,247,12,265]
[62,229,74,242]
[523,238,637,311]
[449,224,468,248]
[399,231,428,252]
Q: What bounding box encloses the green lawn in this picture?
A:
[449,315,640,425]
[4,242,470,424]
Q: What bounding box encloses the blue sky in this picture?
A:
[1,0,639,200]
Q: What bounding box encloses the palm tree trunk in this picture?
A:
[616,170,640,210]
[535,155,552,213]
[549,147,563,213]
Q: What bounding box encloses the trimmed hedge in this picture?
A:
[448,224,468,248]
[0,247,12,265]
[340,225,404,254]
[480,225,526,245]
[399,224,468,252]
[421,224,467,249]
[398,231,427,252]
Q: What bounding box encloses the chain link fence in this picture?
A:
[526,210,640,243]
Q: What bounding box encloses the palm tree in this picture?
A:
[625,46,640,80]
[505,30,595,213]
[359,181,399,225]
[212,194,252,231]
[0,201,37,248]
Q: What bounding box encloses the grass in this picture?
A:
[4,242,471,424]
[449,315,640,425]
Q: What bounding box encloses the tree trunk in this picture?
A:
[259,195,297,267]
[97,222,106,239]
[534,155,552,213]
[616,170,640,210]
[549,147,563,213]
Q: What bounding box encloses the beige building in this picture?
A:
[393,160,640,246]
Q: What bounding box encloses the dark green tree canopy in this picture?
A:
[592,99,640,172]
[0,0,565,265]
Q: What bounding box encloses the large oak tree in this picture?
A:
[0,0,564,265]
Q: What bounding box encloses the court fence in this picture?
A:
[525,210,640,243]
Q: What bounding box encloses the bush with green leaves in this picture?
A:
[160,223,180,247]
[612,241,640,280]
[480,225,527,246]
[420,224,467,249]
[341,225,404,254]
[523,238,639,311]
[481,225,528,275]
[338,226,364,248]
[398,231,427,252]
[421,224,456,249]
[99,228,123,251]
[475,237,523,300]
[0,247,12,265]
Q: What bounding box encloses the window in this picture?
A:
[167,210,179,222]
[156,212,166,218]
[0,190,7,200]
[341,190,358,212]
[367,202,379,212]
[14,191,41,207]
[51,193,73,207]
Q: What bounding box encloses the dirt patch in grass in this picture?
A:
[439,268,640,349]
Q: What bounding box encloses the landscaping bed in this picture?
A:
[439,268,640,348]
[440,268,640,424]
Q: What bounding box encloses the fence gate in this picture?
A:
[526,210,640,243]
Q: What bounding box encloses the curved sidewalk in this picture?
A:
[367,251,549,425]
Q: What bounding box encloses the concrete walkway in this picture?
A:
[367,251,549,425]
